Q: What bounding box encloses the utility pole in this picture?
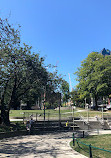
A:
[59,93,61,128]
[68,73,72,92]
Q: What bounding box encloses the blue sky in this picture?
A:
[1,0,111,90]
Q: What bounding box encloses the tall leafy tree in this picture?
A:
[0,18,21,124]
[0,18,67,124]
[75,52,111,109]
[0,18,49,124]
[60,80,70,105]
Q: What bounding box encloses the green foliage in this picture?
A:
[70,89,84,107]
[75,51,111,109]
[0,18,66,124]
[60,80,70,104]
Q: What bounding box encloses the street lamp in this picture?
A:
[98,104,104,123]
[87,104,89,123]
[73,107,74,131]
[58,93,61,128]
[43,86,46,122]
[102,106,103,123]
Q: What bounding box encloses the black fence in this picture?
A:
[72,132,111,158]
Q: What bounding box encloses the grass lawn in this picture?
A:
[0,108,110,133]
[70,134,111,158]
[9,108,106,118]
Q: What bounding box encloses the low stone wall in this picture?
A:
[0,130,27,139]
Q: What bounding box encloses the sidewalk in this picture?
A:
[0,130,111,158]
[88,129,111,135]
[0,131,87,158]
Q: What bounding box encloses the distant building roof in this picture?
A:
[101,48,111,56]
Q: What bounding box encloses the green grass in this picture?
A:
[70,134,111,158]
[9,108,105,118]
[9,109,75,118]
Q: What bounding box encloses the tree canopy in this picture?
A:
[0,18,65,124]
[60,80,70,105]
[75,51,111,109]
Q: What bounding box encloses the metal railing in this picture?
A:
[23,112,72,123]
[79,115,90,126]
[96,116,104,125]
[72,132,111,158]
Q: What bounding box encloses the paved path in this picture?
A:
[0,132,87,158]
[1,130,111,158]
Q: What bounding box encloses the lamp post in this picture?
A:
[98,104,104,123]
[73,106,74,131]
[86,104,89,130]
[43,86,46,122]
[58,93,61,128]
[102,106,103,123]
[87,105,89,123]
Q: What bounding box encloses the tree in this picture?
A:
[0,18,68,125]
[0,18,69,124]
[43,71,63,108]
[70,89,81,106]
[0,18,49,124]
[24,70,64,110]
[60,80,70,106]
[75,52,111,109]
[0,18,21,124]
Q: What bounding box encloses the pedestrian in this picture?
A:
[66,121,69,127]
[29,117,34,134]
[26,120,31,134]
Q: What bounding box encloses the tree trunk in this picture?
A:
[1,96,10,125]
[13,100,20,110]
[27,101,31,110]
[94,95,98,110]
[65,102,66,106]
[1,109,10,125]
[0,80,10,125]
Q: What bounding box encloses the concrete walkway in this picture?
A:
[0,131,87,158]
[0,130,111,158]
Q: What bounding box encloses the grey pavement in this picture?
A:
[0,130,111,158]
[10,118,23,121]
[0,131,87,158]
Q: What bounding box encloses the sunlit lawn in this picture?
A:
[0,107,111,134]
[70,134,111,158]
[9,109,76,118]
[0,106,109,120]
[9,108,108,118]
